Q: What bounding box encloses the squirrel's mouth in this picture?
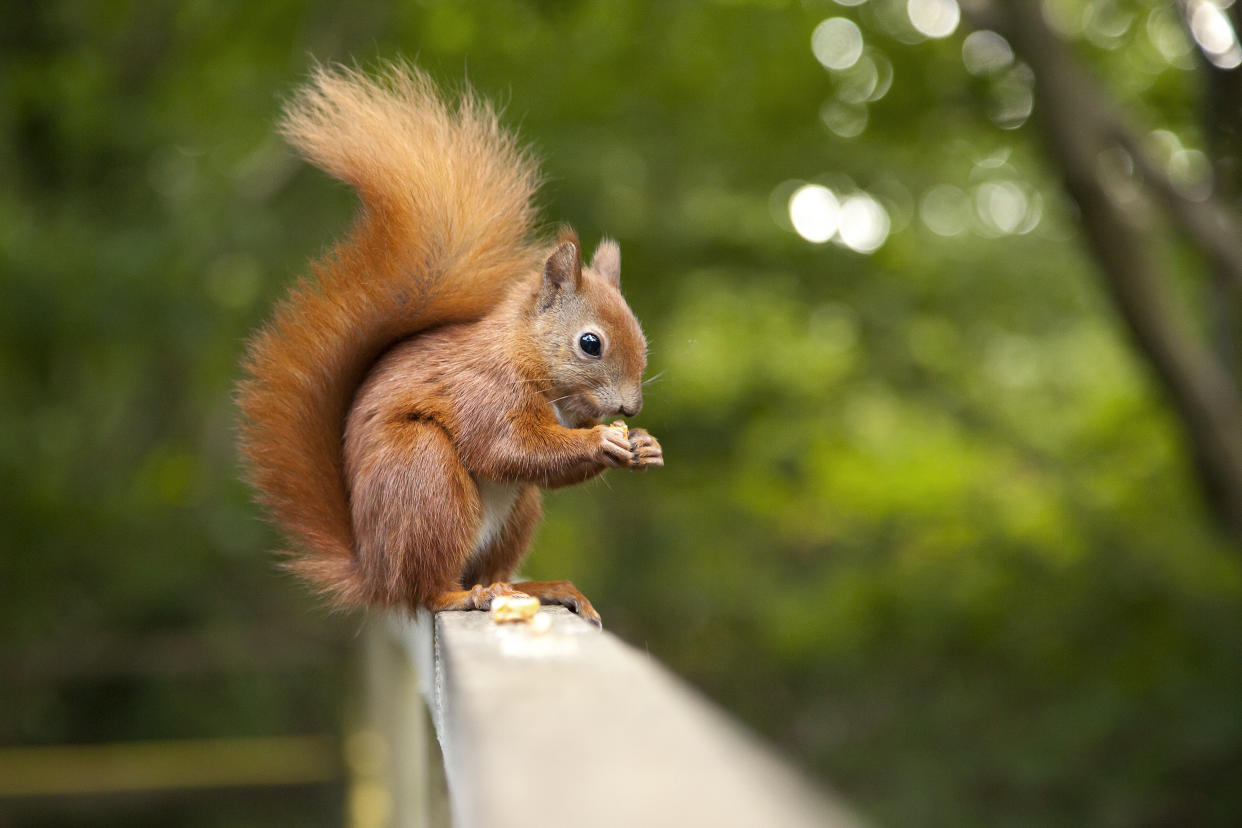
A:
[551,392,603,429]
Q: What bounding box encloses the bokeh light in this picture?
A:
[920,184,971,236]
[1083,2,1135,50]
[813,17,865,71]
[836,55,881,103]
[788,184,841,244]
[962,31,1014,77]
[975,180,1028,235]
[1169,148,1213,200]
[837,193,891,253]
[867,51,895,101]
[1146,6,1195,67]
[820,100,869,138]
[990,64,1035,129]
[1188,0,1242,69]
[907,0,960,39]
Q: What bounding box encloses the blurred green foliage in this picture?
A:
[3,0,1241,826]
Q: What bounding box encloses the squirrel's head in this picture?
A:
[530,229,647,428]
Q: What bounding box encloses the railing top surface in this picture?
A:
[393,607,861,828]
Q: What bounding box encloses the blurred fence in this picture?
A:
[0,736,336,798]
[354,608,860,828]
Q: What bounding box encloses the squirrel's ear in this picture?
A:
[590,238,621,288]
[539,239,582,310]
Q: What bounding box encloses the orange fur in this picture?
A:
[237,62,539,607]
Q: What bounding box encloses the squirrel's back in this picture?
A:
[237,62,541,607]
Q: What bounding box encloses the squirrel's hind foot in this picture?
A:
[510,579,602,628]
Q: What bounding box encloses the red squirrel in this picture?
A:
[237,63,662,627]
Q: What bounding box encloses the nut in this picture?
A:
[490,593,540,623]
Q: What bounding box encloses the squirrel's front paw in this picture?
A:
[592,423,634,467]
[592,422,663,469]
[627,428,664,470]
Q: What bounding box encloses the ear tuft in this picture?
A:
[539,234,582,310]
[557,224,581,249]
[590,238,621,287]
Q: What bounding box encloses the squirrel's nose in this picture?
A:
[617,393,642,419]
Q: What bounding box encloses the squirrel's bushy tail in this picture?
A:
[237,62,540,608]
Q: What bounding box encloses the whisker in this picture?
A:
[641,371,666,387]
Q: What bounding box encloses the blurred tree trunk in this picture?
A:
[964,0,1242,543]
[1202,2,1242,378]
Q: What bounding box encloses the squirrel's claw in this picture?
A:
[510,580,603,628]
[627,428,664,469]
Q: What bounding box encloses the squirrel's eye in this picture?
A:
[578,332,602,358]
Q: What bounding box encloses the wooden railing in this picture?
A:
[351,607,863,828]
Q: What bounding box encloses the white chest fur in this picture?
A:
[472,478,522,553]
[553,401,573,428]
